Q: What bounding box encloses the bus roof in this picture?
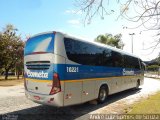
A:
[30,31,140,59]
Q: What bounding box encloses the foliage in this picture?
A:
[0,24,24,80]
[95,33,124,49]
[146,53,160,65]
[76,0,160,52]
[77,0,160,28]
[146,65,160,71]
[155,54,160,64]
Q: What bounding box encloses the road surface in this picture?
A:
[0,77,160,120]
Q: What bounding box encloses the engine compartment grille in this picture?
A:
[26,61,50,70]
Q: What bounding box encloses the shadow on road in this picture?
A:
[3,88,141,120]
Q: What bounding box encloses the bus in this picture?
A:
[24,31,144,107]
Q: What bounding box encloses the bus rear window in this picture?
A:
[24,33,54,55]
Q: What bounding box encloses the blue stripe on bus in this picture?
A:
[54,64,142,80]
[25,64,142,81]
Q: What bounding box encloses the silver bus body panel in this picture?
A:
[24,53,54,64]
[25,83,64,107]
[82,80,96,103]
[63,82,82,106]
[24,53,54,95]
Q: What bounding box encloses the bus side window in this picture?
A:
[135,58,141,70]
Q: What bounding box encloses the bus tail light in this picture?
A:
[53,31,56,34]
[50,73,61,95]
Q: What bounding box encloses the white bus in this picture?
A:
[24,31,144,107]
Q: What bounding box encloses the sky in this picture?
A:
[0,0,159,61]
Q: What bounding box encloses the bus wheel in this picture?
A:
[135,80,140,89]
[98,86,108,104]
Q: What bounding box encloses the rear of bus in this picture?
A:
[24,32,64,107]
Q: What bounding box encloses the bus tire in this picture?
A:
[135,80,140,89]
[97,86,108,104]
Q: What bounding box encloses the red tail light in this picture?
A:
[53,31,56,34]
[49,73,61,95]
[30,52,48,55]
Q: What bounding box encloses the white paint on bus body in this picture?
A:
[27,71,48,79]
[123,69,135,76]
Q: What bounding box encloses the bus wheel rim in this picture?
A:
[100,89,106,101]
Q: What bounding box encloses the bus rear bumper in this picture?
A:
[25,90,64,107]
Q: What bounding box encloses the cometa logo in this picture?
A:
[27,71,48,78]
[123,69,135,76]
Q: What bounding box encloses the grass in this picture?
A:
[127,92,160,114]
[0,75,23,86]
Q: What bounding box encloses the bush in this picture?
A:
[146,65,160,71]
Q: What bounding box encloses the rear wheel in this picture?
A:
[97,86,108,104]
[135,80,140,89]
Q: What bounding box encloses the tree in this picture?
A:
[147,65,159,71]
[0,33,4,75]
[95,33,124,49]
[76,0,160,51]
[0,24,24,80]
[77,0,160,26]
[15,43,24,79]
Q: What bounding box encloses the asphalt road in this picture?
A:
[0,77,160,120]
